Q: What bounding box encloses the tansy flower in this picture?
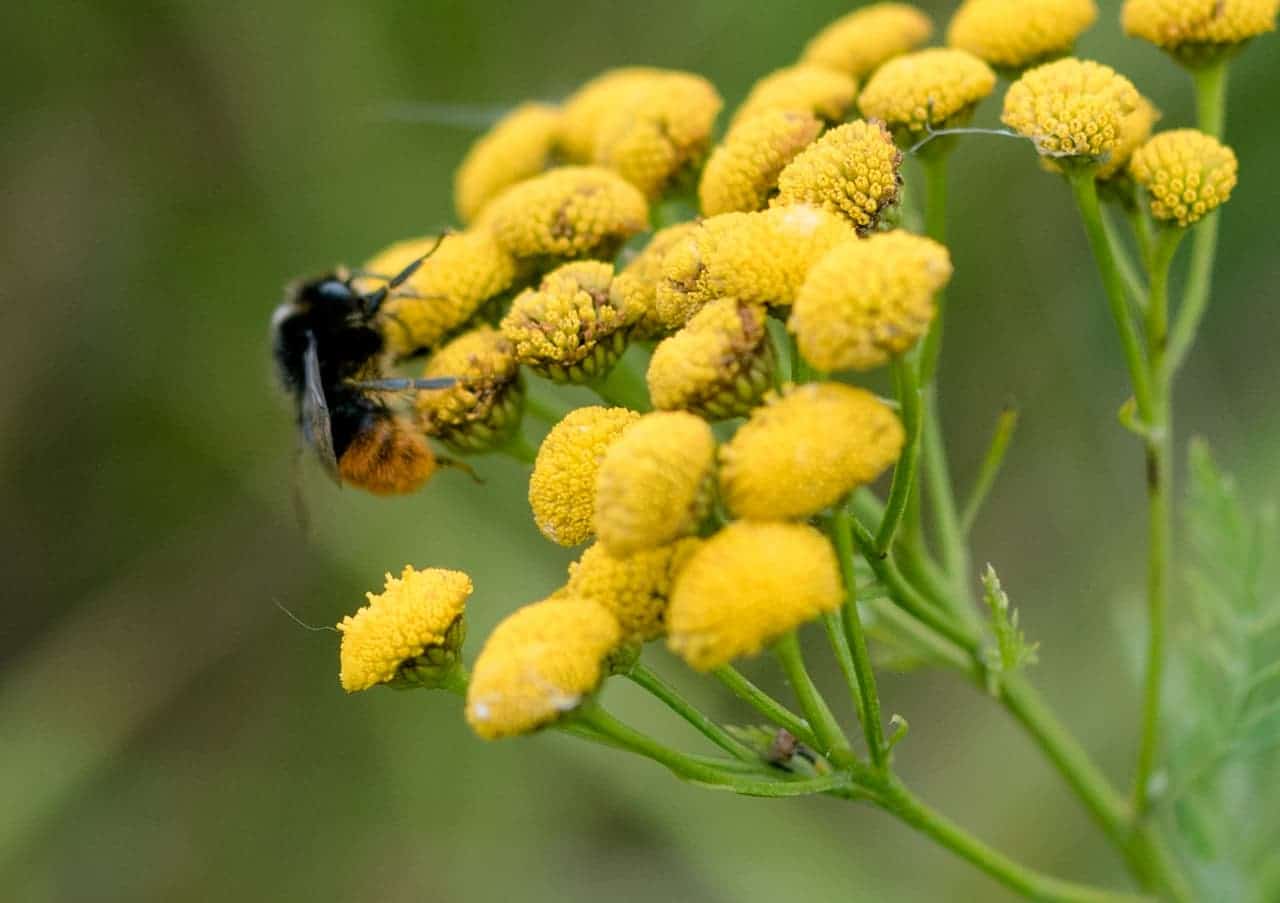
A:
[656,205,856,328]
[483,166,648,265]
[790,231,953,371]
[567,539,702,641]
[800,3,934,79]
[466,596,622,739]
[666,522,843,670]
[595,411,716,556]
[1122,0,1278,64]
[529,406,641,546]
[1099,96,1162,180]
[1129,129,1238,227]
[558,68,670,162]
[731,65,859,127]
[610,222,700,339]
[647,298,774,419]
[699,111,823,215]
[947,0,1098,71]
[337,566,472,692]
[454,103,562,224]
[1001,58,1140,161]
[858,48,997,138]
[501,261,631,383]
[773,120,903,233]
[719,383,905,521]
[417,326,523,453]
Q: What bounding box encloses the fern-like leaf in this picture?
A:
[980,564,1038,693]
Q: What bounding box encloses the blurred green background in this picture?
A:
[3,1,1276,900]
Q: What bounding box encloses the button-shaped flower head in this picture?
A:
[529,406,641,546]
[337,566,472,692]
[801,3,934,79]
[610,222,701,339]
[466,596,622,739]
[731,65,859,128]
[947,0,1098,71]
[1097,96,1161,181]
[774,121,903,233]
[790,230,953,372]
[667,522,843,670]
[417,326,523,453]
[595,411,716,556]
[1122,0,1277,65]
[567,539,702,641]
[699,111,823,216]
[719,383,904,521]
[454,103,562,224]
[558,68,669,161]
[1001,58,1139,161]
[858,49,996,138]
[1129,129,1238,227]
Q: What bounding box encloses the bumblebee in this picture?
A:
[271,247,454,495]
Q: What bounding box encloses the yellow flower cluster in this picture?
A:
[858,48,996,136]
[732,65,859,127]
[699,110,823,215]
[774,120,903,232]
[1096,96,1162,180]
[1122,0,1278,55]
[1129,129,1238,226]
[609,222,700,338]
[790,231,953,371]
[1001,58,1140,160]
[417,326,522,452]
[567,539,702,641]
[454,103,562,224]
[947,0,1098,70]
[801,3,934,78]
[337,566,472,692]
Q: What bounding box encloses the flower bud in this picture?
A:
[610,222,701,339]
[1122,0,1277,66]
[773,120,903,233]
[699,111,823,215]
[732,65,859,128]
[858,49,996,140]
[947,0,1098,71]
[1001,58,1139,161]
[567,539,702,641]
[1129,129,1238,227]
[801,3,933,79]
[454,103,562,224]
[417,326,523,453]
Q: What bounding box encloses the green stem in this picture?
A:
[497,432,538,465]
[1102,204,1148,311]
[524,393,572,425]
[772,632,851,758]
[833,507,887,769]
[626,662,758,763]
[917,151,949,384]
[592,356,651,411]
[921,388,974,618]
[711,665,819,749]
[960,405,1019,534]
[876,356,923,553]
[821,611,866,726]
[1193,59,1227,138]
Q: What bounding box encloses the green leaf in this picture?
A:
[979,564,1038,693]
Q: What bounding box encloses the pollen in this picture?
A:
[337,566,472,693]
[1129,129,1238,227]
[947,0,1098,70]
[790,230,953,372]
[858,48,996,136]
[528,405,641,546]
[1001,58,1140,160]
[773,120,903,233]
[800,3,934,79]
[595,411,716,556]
[417,326,523,453]
[1122,0,1278,54]
[699,110,823,216]
[719,383,905,521]
[567,539,702,641]
[731,65,859,128]
[666,522,843,670]
[454,103,562,224]
[466,595,622,739]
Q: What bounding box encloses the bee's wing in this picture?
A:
[301,333,342,485]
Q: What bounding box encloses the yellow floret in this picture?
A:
[732,65,859,127]
[801,3,934,78]
[595,411,716,556]
[719,383,905,521]
[529,406,641,546]
[1001,58,1140,160]
[1129,129,1238,227]
[1122,0,1277,56]
[790,231,953,371]
[858,48,996,135]
[699,111,823,215]
[454,103,562,224]
[337,566,471,692]
[610,223,701,338]
[558,68,671,162]
[1097,96,1162,180]
[567,539,702,641]
[773,121,903,233]
[484,166,648,264]
[417,326,523,452]
[466,596,621,739]
[948,0,1098,69]
[647,298,774,419]
[666,522,843,670]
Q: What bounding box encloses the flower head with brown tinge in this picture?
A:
[529,406,641,546]
[1001,58,1139,161]
[610,222,701,339]
[466,596,621,739]
[719,383,905,521]
[699,111,823,216]
[1122,0,1277,64]
[567,539,702,641]
[948,0,1098,70]
[667,522,843,670]
[1130,129,1238,227]
[774,121,903,233]
[418,326,523,453]
[858,48,996,138]
[731,65,859,128]
[454,103,562,224]
[790,230,952,372]
[801,3,933,79]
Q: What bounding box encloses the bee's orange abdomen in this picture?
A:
[338,416,437,495]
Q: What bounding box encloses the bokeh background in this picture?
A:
[3,1,1277,900]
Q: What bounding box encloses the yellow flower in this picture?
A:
[719,383,905,521]
[699,111,823,215]
[947,0,1099,70]
[558,68,670,162]
[773,120,903,233]
[731,65,859,127]
[647,298,774,419]
[337,566,471,693]
[858,48,997,136]
[1129,129,1238,227]
[656,205,856,327]
[1097,96,1162,180]
[1122,0,1277,62]
[666,522,843,670]
[466,596,621,739]
[454,103,562,224]
[483,166,648,265]
[417,326,523,453]
[567,539,702,641]
[529,406,641,546]
[801,3,934,78]
[1001,58,1140,160]
[790,231,953,371]
[610,222,701,338]
[595,411,716,556]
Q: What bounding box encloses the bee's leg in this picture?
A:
[439,455,484,485]
[350,377,458,391]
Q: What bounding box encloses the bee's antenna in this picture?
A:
[362,233,450,315]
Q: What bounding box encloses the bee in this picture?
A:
[270,243,454,495]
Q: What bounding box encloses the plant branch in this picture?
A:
[712,665,819,749]
[960,405,1019,534]
[832,507,887,768]
[626,661,758,763]
[773,632,851,758]
[877,355,924,553]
